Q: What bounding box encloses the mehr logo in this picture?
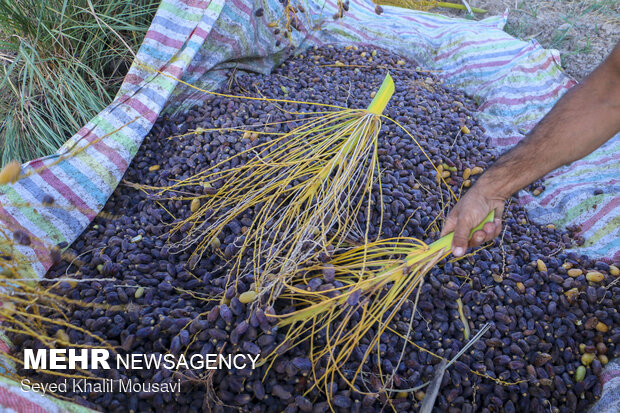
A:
[25,349,110,370]
[23,349,260,370]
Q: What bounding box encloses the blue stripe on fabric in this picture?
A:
[18,177,83,231]
[186,39,203,52]
[151,15,195,36]
[480,98,561,117]
[477,76,563,97]
[157,7,202,25]
[570,235,620,257]
[138,44,175,63]
[58,161,109,206]
[437,40,525,62]
[105,104,153,137]
[597,236,620,254]
[123,83,168,109]
[544,171,619,189]
[446,65,561,89]
[437,45,534,71]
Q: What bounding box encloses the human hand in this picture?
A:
[440,183,505,257]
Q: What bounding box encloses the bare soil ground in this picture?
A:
[440,0,620,81]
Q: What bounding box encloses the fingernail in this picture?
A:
[453,247,464,257]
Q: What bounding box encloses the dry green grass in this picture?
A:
[0,0,159,167]
[441,0,620,80]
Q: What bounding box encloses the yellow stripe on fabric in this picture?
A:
[72,149,119,191]
[160,1,203,21]
[2,186,66,242]
[582,214,620,247]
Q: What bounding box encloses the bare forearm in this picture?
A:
[442,42,620,256]
[478,45,620,199]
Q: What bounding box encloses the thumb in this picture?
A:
[451,213,473,257]
[440,210,458,237]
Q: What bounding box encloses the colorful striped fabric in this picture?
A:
[308,1,619,262]
[1,0,616,283]
[0,0,618,410]
[598,359,620,413]
[0,376,94,413]
[0,0,227,279]
[520,136,620,261]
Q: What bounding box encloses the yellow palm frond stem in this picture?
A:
[152,74,395,305]
[1,227,119,382]
[0,273,118,384]
[265,212,494,400]
[373,0,486,13]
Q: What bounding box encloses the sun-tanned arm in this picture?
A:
[441,40,620,257]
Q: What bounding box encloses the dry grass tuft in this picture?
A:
[0,0,158,166]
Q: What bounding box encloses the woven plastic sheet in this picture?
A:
[1,0,618,283]
[0,0,618,410]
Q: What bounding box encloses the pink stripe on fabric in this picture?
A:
[518,193,534,206]
[209,27,243,57]
[121,63,182,90]
[567,154,619,169]
[76,132,129,172]
[123,72,144,85]
[0,205,51,266]
[186,63,209,75]
[445,42,537,77]
[145,30,185,49]
[537,181,591,207]
[193,25,211,39]
[330,20,374,42]
[374,24,460,42]
[435,37,503,60]
[125,97,160,123]
[475,56,556,94]
[490,135,523,147]
[578,196,620,233]
[76,124,93,138]
[479,82,567,111]
[0,386,50,413]
[29,162,96,220]
[177,0,209,8]
[0,336,9,352]
[539,179,619,207]
[600,369,620,384]
[162,64,184,79]
[514,56,557,74]
[121,75,149,88]
[230,0,251,15]
[395,15,443,29]
[42,123,128,172]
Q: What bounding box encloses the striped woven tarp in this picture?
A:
[520,136,620,260]
[0,376,95,413]
[0,0,618,410]
[0,0,227,279]
[1,0,617,282]
[598,359,620,413]
[308,1,619,262]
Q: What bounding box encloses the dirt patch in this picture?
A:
[438,0,620,81]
